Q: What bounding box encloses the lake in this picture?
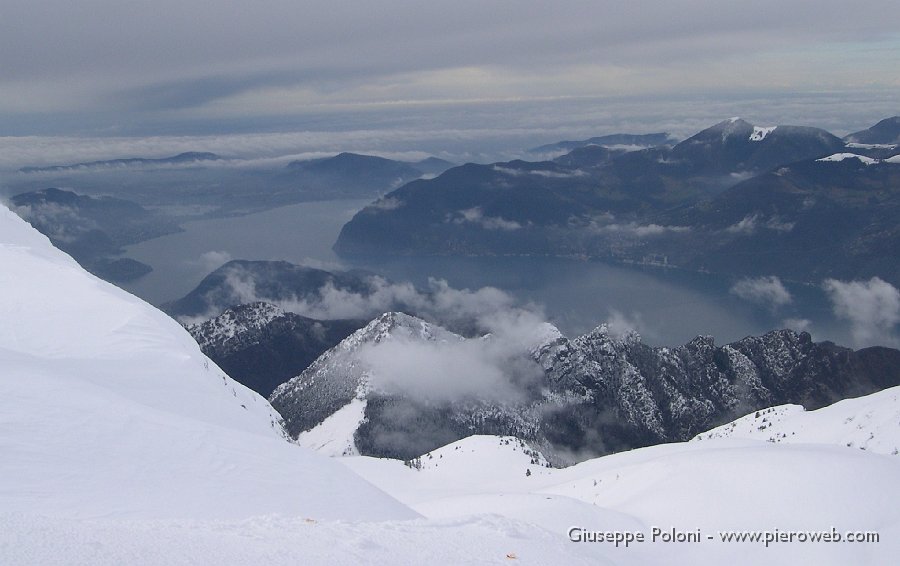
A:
[120,199,370,305]
[121,199,855,348]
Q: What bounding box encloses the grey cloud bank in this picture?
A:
[1,0,898,142]
[2,90,898,174]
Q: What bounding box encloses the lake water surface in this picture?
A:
[121,199,369,305]
[122,199,855,348]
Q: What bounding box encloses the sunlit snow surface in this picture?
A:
[0,205,602,565]
[298,397,368,456]
[2,204,900,565]
[346,420,900,565]
[0,204,413,521]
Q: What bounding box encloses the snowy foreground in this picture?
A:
[2,204,899,565]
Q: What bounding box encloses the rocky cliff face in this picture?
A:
[536,326,900,459]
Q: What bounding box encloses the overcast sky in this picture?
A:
[2,1,898,159]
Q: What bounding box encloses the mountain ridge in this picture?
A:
[269,312,900,464]
[334,117,899,286]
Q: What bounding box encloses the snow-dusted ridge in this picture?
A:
[694,386,900,454]
[275,308,900,466]
[187,301,286,348]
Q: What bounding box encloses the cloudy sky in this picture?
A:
[2,1,899,159]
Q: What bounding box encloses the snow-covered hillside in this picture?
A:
[4,202,900,565]
[0,204,609,564]
[694,385,900,455]
[345,426,900,565]
[0,204,411,521]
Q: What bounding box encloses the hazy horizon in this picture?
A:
[1,90,898,173]
[2,1,898,170]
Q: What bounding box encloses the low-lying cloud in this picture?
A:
[726,214,796,235]
[726,214,759,235]
[781,317,812,333]
[192,250,232,272]
[604,309,648,340]
[12,201,97,244]
[359,309,552,404]
[451,207,522,231]
[594,221,690,237]
[823,277,900,348]
[730,276,793,310]
[492,165,586,179]
[283,276,526,330]
[192,263,537,337]
[584,212,689,238]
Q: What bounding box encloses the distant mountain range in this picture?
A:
[844,116,900,145]
[268,311,900,463]
[9,188,182,281]
[334,117,900,285]
[13,151,456,219]
[281,153,453,198]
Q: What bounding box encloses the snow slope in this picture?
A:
[0,205,609,564]
[4,202,900,565]
[298,396,368,456]
[693,385,900,455]
[0,204,411,521]
[345,430,900,565]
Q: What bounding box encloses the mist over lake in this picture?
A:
[120,199,855,347]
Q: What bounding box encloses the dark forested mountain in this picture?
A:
[269,312,900,464]
[163,259,377,321]
[844,116,900,145]
[282,152,427,197]
[665,118,843,174]
[334,118,899,286]
[9,188,181,281]
[187,302,365,396]
[11,152,449,220]
[534,323,900,459]
[661,155,900,284]
[412,156,456,176]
